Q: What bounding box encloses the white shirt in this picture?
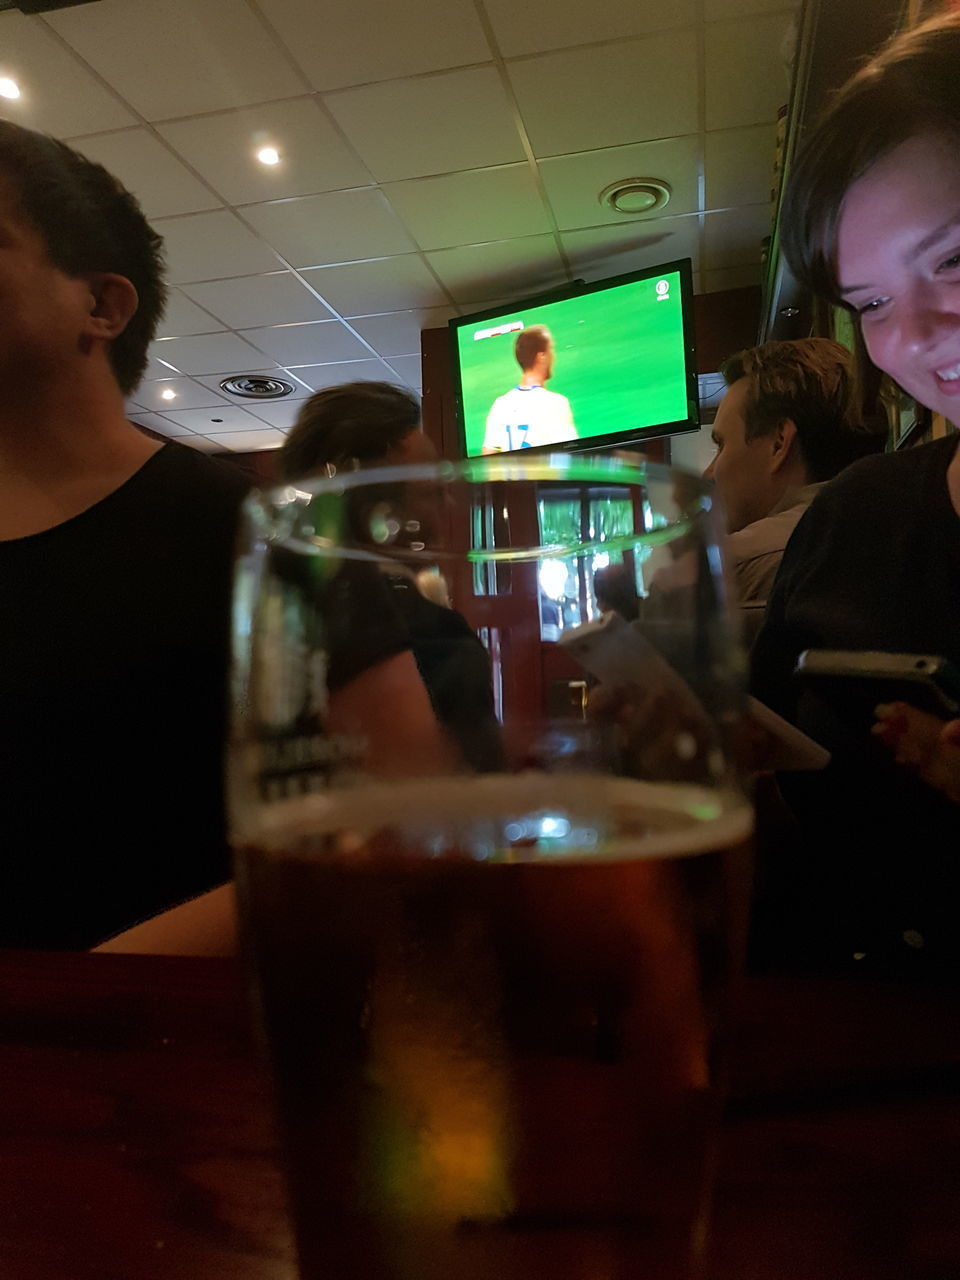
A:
[482,384,577,453]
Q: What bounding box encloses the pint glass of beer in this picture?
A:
[230,453,751,1280]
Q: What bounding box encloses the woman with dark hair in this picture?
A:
[281,381,430,476]
[750,12,960,978]
[282,382,503,776]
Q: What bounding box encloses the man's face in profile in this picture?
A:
[704,378,774,534]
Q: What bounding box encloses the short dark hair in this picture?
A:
[280,381,421,480]
[720,338,882,482]
[781,12,960,306]
[593,564,639,621]
[0,121,166,396]
[514,325,552,371]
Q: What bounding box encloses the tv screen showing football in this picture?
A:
[450,259,699,459]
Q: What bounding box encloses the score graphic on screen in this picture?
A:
[451,262,697,459]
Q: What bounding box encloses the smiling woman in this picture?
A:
[747,12,960,980]
[835,133,960,425]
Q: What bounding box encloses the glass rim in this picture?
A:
[246,450,713,566]
[251,449,707,510]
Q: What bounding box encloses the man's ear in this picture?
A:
[769,418,798,474]
[82,273,139,343]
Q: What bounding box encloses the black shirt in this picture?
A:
[0,443,249,949]
[750,435,960,977]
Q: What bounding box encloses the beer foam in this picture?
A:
[242,773,753,863]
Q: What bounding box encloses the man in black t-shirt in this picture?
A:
[0,122,249,948]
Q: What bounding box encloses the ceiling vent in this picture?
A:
[598,178,671,216]
[220,375,296,400]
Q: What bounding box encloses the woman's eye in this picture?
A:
[856,297,888,316]
[938,252,960,272]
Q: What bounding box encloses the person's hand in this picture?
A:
[873,702,960,804]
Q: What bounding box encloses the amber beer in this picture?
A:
[237,775,751,1280]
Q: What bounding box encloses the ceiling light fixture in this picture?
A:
[0,78,21,100]
[257,146,280,167]
[598,178,671,216]
[160,388,177,401]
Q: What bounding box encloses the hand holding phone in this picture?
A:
[873,702,960,805]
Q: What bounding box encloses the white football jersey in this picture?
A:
[482,385,577,453]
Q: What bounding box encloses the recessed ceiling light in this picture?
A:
[160,387,177,401]
[598,178,671,216]
[257,146,280,167]
[0,78,21,101]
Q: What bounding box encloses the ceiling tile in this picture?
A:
[349,308,456,357]
[384,355,423,389]
[425,235,566,305]
[156,211,283,283]
[702,204,771,270]
[704,124,778,209]
[699,264,763,292]
[197,428,286,451]
[561,216,701,279]
[144,347,185,377]
[183,273,332,329]
[132,377,230,412]
[257,0,490,91]
[325,66,524,183]
[508,35,698,158]
[243,397,310,429]
[0,12,135,136]
[243,189,415,268]
[291,360,403,391]
[484,0,697,57]
[540,136,700,231]
[157,289,228,339]
[127,411,196,437]
[301,256,451,315]
[160,405,275,433]
[46,0,304,121]
[157,98,371,205]
[69,132,220,232]
[239,321,371,366]
[383,165,550,251]
[69,129,220,219]
[705,0,799,18]
[153,332,277,375]
[178,436,229,451]
[705,14,793,130]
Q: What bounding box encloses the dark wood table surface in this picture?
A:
[0,950,958,1280]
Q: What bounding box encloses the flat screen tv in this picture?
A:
[450,259,700,459]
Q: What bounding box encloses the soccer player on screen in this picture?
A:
[481,325,578,453]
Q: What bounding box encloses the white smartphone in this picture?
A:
[559,614,829,771]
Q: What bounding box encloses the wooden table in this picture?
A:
[0,951,957,1280]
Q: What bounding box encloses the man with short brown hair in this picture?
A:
[705,337,883,642]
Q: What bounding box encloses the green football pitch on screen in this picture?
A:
[456,271,690,457]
